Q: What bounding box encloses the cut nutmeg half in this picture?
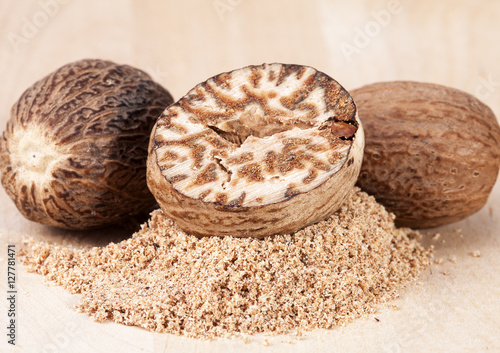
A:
[147,63,364,238]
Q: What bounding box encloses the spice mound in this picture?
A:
[21,188,431,339]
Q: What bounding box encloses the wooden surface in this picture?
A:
[1,0,500,352]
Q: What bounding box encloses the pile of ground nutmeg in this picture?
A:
[20,187,432,339]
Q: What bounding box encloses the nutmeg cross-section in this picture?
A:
[147,63,364,237]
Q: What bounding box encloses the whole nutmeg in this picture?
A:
[147,63,364,238]
[0,59,174,230]
[352,81,500,228]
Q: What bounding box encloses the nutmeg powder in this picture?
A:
[20,188,431,339]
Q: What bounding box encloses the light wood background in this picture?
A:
[1,1,499,352]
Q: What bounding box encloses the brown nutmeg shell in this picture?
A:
[352,81,500,228]
[0,59,174,230]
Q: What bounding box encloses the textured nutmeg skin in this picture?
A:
[0,59,174,230]
[352,81,500,228]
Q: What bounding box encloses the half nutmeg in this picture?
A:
[147,63,364,238]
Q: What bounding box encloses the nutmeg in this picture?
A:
[147,63,364,237]
[0,59,174,230]
[352,81,500,228]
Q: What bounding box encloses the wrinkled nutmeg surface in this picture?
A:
[148,63,364,237]
[352,81,500,228]
[0,59,173,230]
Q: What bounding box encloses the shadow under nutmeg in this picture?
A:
[27,206,159,249]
